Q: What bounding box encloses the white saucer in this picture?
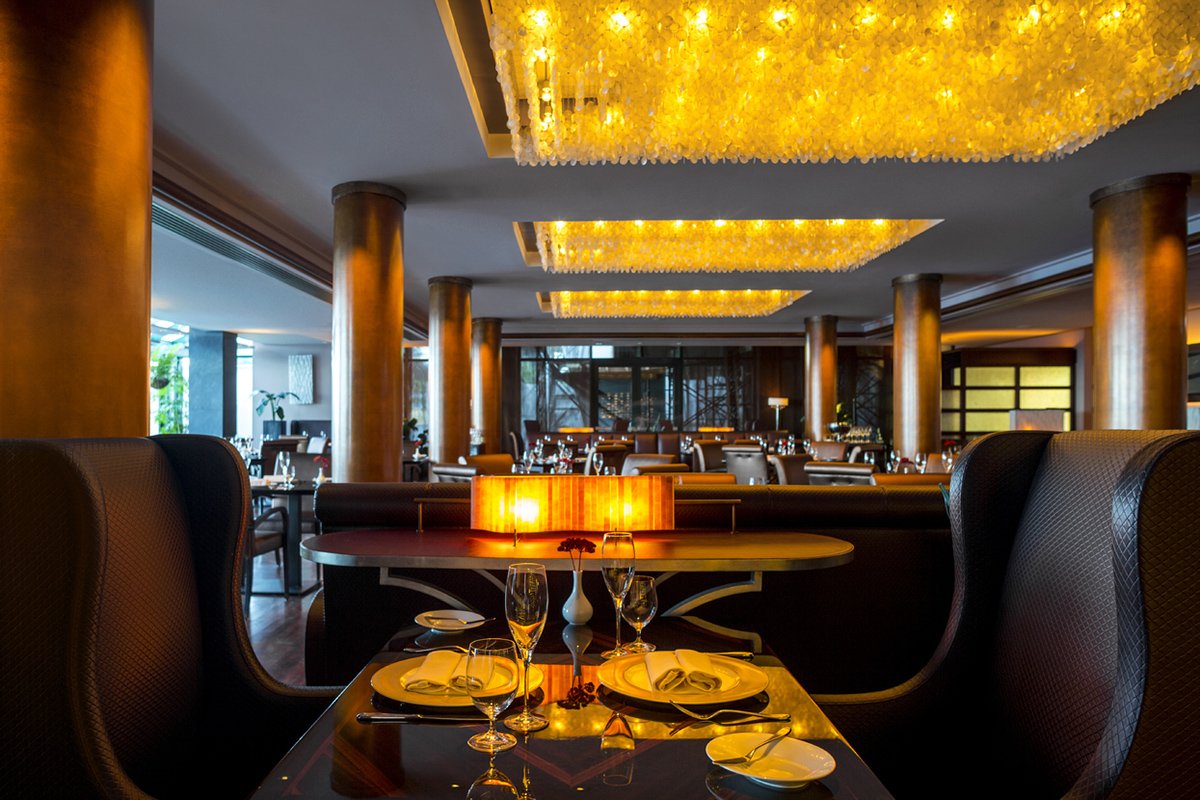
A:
[414,609,487,632]
[706,733,836,790]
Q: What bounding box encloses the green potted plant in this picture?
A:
[254,389,299,439]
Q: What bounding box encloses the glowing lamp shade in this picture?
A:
[767,397,789,409]
[471,475,675,533]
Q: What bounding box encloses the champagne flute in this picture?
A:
[620,575,658,654]
[505,563,549,733]
[601,532,636,659]
[466,638,519,754]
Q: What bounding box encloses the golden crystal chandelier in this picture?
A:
[538,288,808,317]
[533,218,939,272]
[488,1,1200,165]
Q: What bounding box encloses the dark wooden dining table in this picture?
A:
[251,482,321,595]
[250,619,893,799]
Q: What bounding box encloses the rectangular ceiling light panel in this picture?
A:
[533,218,940,273]
[488,1,1200,164]
[539,289,808,318]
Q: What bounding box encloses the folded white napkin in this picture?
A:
[644,649,723,693]
[401,651,478,695]
[248,477,266,487]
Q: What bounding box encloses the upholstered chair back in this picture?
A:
[620,453,677,475]
[692,439,726,472]
[768,453,812,484]
[808,441,849,461]
[818,430,1200,799]
[0,436,333,798]
[723,445,770,484]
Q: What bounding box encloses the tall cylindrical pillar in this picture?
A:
[331,182,407,482]
[804,316,838,441]
[0,1,152,436]
[429,277,473,463]
[892,274,942,459]
[471,318,503,455]
[1090,174,1190,430]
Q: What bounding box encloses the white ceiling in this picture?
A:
[149,0,1200,341]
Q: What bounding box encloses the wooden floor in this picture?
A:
[245,550,320,686]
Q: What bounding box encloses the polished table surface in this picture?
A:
[303,529,855,572]
[250,620,893,799]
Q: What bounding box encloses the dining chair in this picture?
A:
[768,453,813,484]
[803,461,876,485]
[585,443,631,475]
[620,453,678,475]
[816,430,1200,799]
[459,453,516,474]
[722,445,771,484]
[0,435,336,798]
[691,439,727,472]
[242,506,288,613]
[808,441,850,461]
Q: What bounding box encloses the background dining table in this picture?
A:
[250,482,322,595]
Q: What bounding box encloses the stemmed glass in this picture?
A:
[601,532,636,659]
[942,448,956,473]
[914,452,928,473]
[274,450,291,480]
[465,638,519,754]
[466,762,519,800]
[620,575,658,653]
[504,563,549,732]
[887,449,900,473]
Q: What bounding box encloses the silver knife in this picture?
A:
[357,712,487,724]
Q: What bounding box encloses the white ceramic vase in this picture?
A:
[562,568,593,625]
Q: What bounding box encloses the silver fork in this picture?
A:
[711,727,791,765]
[669,701,790,722]
[402,644,469,654]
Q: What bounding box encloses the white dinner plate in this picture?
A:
[414,609,487,632]
[370,656,544,708]
[596,652,769,705]
[706,733,836,790]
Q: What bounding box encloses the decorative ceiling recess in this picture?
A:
[486,0,1200,165]
[537,288,808,318]
[531,218,940,273]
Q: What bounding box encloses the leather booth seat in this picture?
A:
[310,483,951,695]
[804,461,878,485]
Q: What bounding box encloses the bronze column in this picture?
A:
[331,182,407,482]
[0,0,152,436]
[1090,174,1190,430]
[429,277,473,463]
[471,318,503,455]
[804,316,838,441]
[892,274,942,459]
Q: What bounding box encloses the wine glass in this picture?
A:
[914,452,928,473]
[887,449,900,473]
[593,452,605,476]
[465,638,519,754]
[466,763,519,800]
[504,563,549,733]
[273,450,291,479]
[621,575,658,654]
[942,449,956,473]
[601,532,636,659]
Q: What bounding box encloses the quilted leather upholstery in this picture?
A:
[817,430,1200,799]
[0,436,336,799]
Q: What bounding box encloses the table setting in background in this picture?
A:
[253,529,891,799]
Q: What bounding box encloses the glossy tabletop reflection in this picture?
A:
[251,621,892,799]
